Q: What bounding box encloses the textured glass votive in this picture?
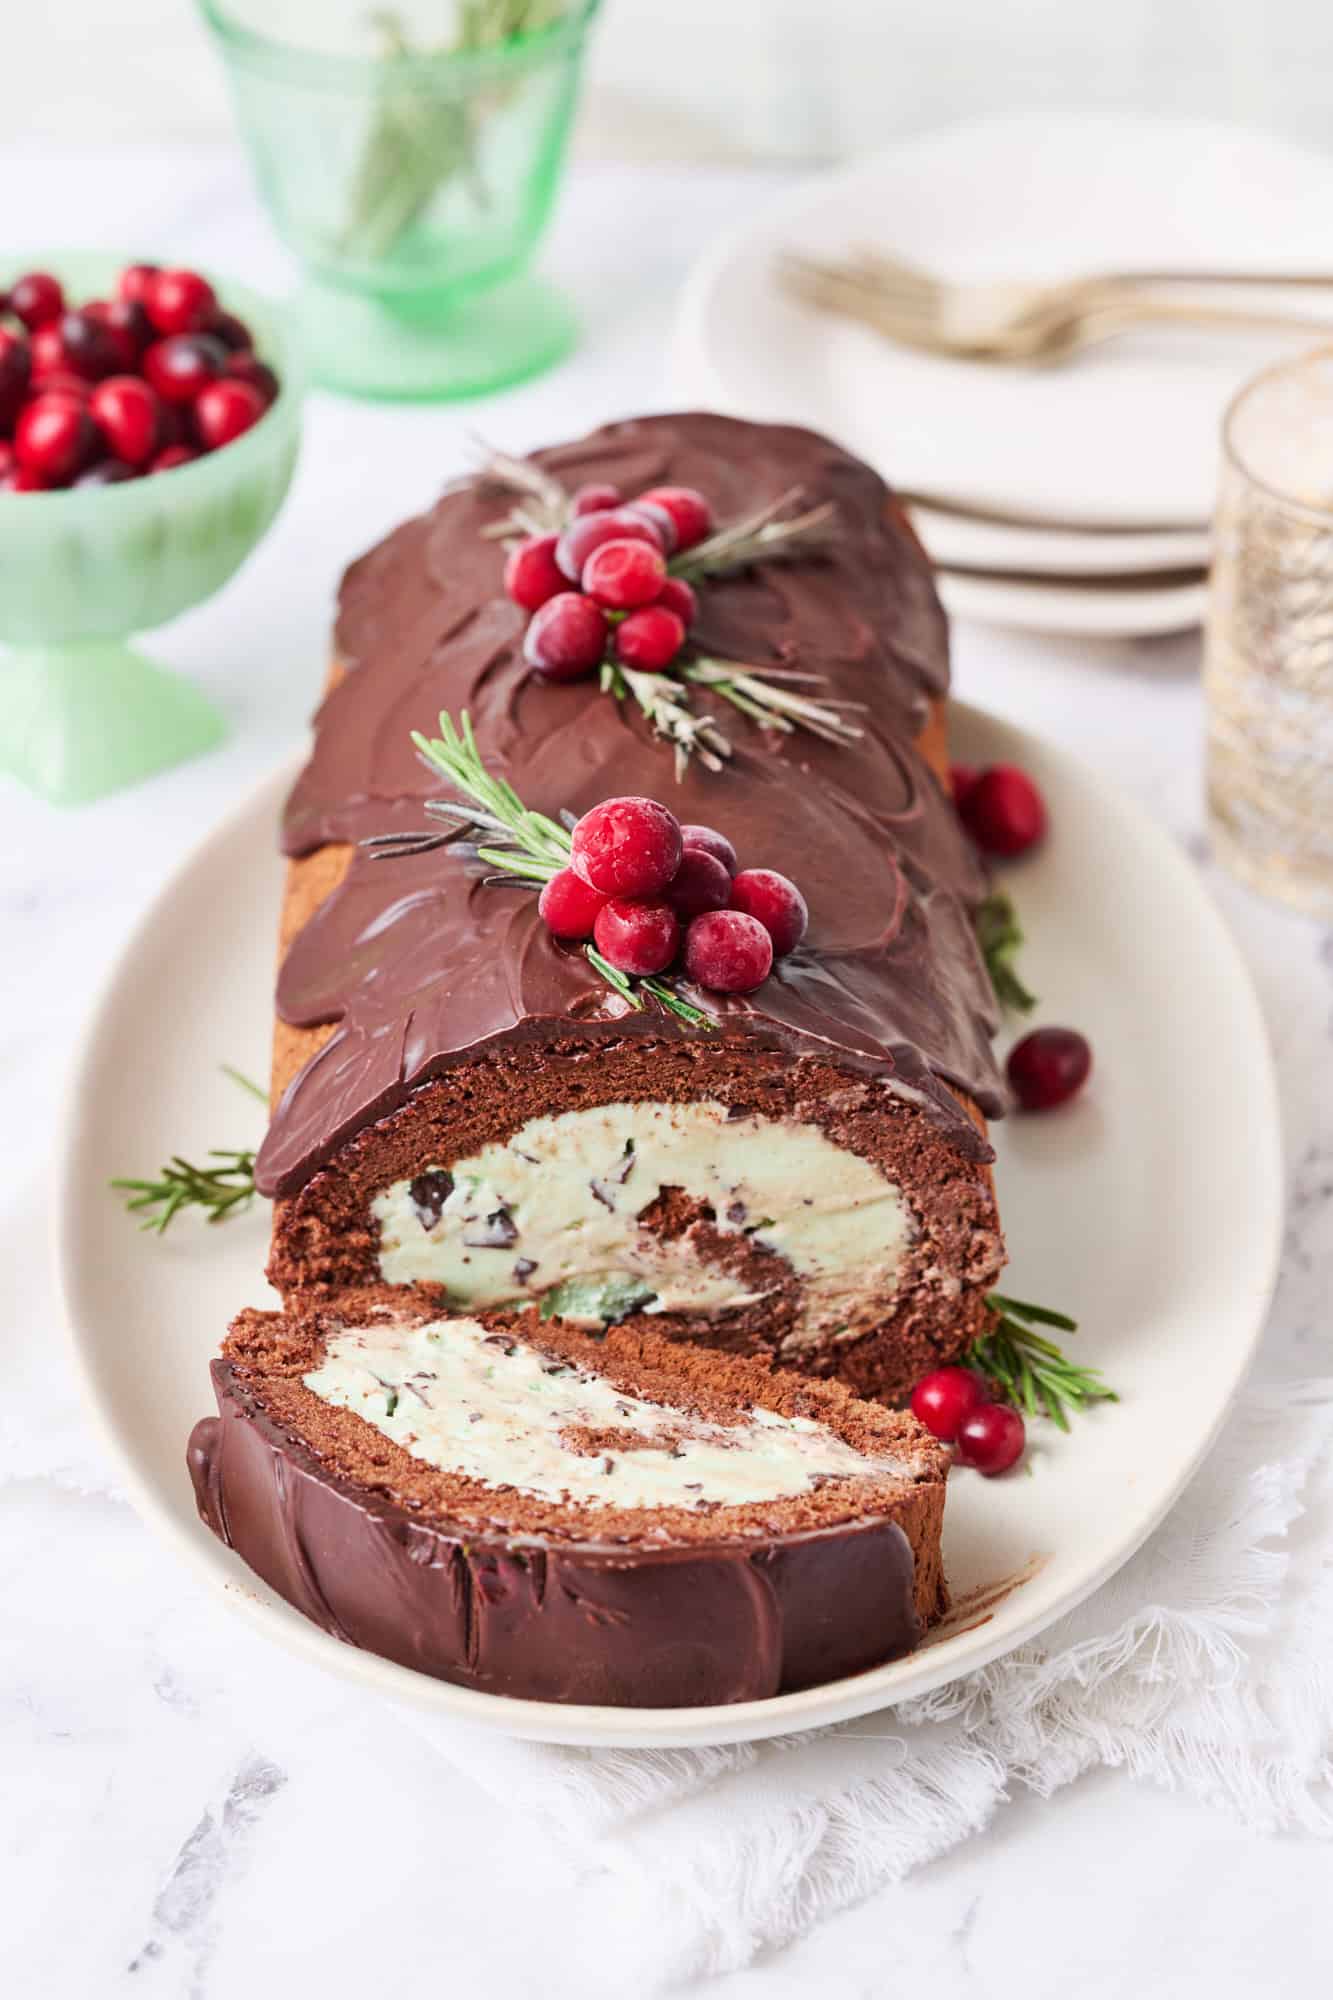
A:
[1205,349,1333,918]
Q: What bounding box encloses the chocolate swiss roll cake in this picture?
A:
[255,413,1007,1407]
[189,1296,949,1705]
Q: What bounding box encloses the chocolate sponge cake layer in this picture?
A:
[257,413,1006,1403]
[188,1296,949,1708]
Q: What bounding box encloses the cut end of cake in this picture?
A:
[189,1293,950,1708]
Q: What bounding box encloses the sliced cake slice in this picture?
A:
[189,1292,950,1708]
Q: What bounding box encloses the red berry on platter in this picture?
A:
[149,445,199,474]
[14,395,94,485]
[504,532,565,613]
[614,603,685,672]
[571,481,622,516]
[117,263,159,307]
[193,377,266,450]
[554,507,661,583]
[655,575,698,627]
[949,764,980,806]
[9,271,64,330]
[581,536,667,610]
[90,377,160,467]
[538,866,607,941]
[75,458,137,486]
[523,591,607,682]
[1006,1026,1092,1112]
[910,1366,987,1443]
[680,823,738,876]
[224,352,279,404]
[143,333,227,405]
[683,909,773,994]
[146,267,217,335]
[621,500,676,552]
[668,846,733,919]
[955,1402,1026,1476]
[211,310,252,352]
[571,796,683,898]
[958,764,1047,857]
[728,868,808,957]
[593,897,680,976]
[59,310,120,382]
[637,484,712,551]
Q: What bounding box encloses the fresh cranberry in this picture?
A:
[14,396,94,486]
[92,299,152,368]
[728,868,808,957]
[955,1402,1026,1476]
[149,445,199,474]
[571,796,683,898]
[1007,1027,1092,1112]
[537,866,606,940]
[592,898,680,976]
[680,823,738,876]
[146,268,217,335]
[0,332,31,432]
[637,484,712,551]
[58,309,120,382]
[8,272,64,331]
[622,500,676,553]
[554,508,661,583]
[1,465,48,491]
[143,333,227,405]
[656,576,698,627]
[582,537,667,610]
[90,377,160,467]
[211,310,252,352]
[910,1366,987,1443]
[571,481,621,516]
[949,764,980,806]
[615,604,685,671]
[37,371,91,404]
[523,592,607,682]
[75,458,137,486]
[28,325,69,379]
[503,533,564,613]
[958,764,1047,857]
[668,847,732,919]
[117,263,159,307]
[224,352,279,404]
[683,909,773,994]
[193,377,266,450]
[0,442,12,479]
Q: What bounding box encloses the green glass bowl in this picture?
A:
[198,0,599,399]
[0,253,301,806]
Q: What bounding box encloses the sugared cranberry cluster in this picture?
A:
[0,265,279,491]
[910,1366,1026,1476]
[505,481,713,680]
[537,795,807,996]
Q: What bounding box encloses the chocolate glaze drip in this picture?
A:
[188,1367,926,1707]
[256,414,1003,1200]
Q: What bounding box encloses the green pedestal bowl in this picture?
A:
[198,0,599,400]
[0,254,301,806]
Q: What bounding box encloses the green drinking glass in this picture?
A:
[0,254,301,807]
[198,1,600,399]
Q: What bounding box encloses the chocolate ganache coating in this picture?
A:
[255,413,1003,1201]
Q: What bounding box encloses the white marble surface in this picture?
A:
[4,147,1332,1997]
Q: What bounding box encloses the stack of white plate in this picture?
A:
[671,115,1333,638]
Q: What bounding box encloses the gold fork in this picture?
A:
[780,250,1333,365]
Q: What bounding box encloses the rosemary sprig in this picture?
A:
[376,711,716,1028]
[685,657,864,749]
[669,489,837,583]
[112,1065,267,1232]
[474,441,573,541]
[970,1292,1117,1431]
[603,660,732,778]
[974,890,1037,1013]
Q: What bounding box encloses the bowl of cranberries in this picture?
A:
[0,255,300,805]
